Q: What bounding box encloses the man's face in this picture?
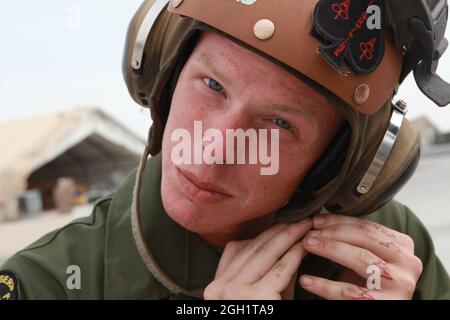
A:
[161,31,344,235]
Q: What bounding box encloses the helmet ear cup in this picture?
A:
[123,0,161,107]
[123,0,193,108]
[324,116,421,216]
[122,0,199,155]
[295,124,351,204]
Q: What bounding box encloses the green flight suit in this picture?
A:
[1,153,450,300]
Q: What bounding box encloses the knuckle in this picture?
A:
[273,259,288,274]
[221,282,240,300]
[286,222,307,237]
[355,223,369,234]
[359,220,373,230]
[204,282,221,300]
[400,276,417,296]
[311,279,328,296]
[302,218,313,230]
[365,223,386,240]
[319,237,330,250]
[332,224,351,237]
[274,223,289,233]
[277,222,289,229]
[286,218,312,238]
[220,288,231,300]
[341,285,359,299]
[254,241,270,255]
[320,214,331,223]
[356,222,378,240]
[410,256,423,277]
[286,243,306,263]
[224,240,245,255]
[358,249,374,265]
[403,235,415,251]
[284,225,295,237]
[224,241,239,252]
[323,225,338,237]
[294,242,307,255]
[263,223,286,237]
[244,241,254,251]
[341,286,372,300]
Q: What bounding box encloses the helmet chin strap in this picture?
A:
[130,129,202,298]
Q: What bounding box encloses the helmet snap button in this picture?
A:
[354,84,370,105]
[253,19,275,40]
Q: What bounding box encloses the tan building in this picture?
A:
[410,116,441,146]
[0,107,145,222]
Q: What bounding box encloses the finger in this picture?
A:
[280,271,298,300]
[307,224,406,263]
[299,275,386,300]
[257,241,308,293]
[312,214,414,250]
[215,240,251,278]
[232,220,311,283]
[233,219,312,283]
[219,222,293,280]
[303,235,397,283]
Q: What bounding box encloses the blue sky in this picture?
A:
[1,1,450,139]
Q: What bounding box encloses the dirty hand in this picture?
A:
[204,219,312,300]
[300,214,423,300]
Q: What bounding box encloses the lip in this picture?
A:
[176,167,232,203]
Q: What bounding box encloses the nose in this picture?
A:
[201,109,252,165]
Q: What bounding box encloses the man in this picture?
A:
[1,0,450,300]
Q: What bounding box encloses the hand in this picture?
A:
[299,214,423,300]
[204,219,312,300]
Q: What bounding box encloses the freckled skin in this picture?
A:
[160,31,344,247]
[373,260,394,280]
[350,287,375,300]
[379,241,401,253]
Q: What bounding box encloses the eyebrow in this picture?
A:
[269,103,317,122]
[195,52,232,86]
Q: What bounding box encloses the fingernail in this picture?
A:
[306,236,320,246]
[308,230,321,237]
[300,275,313,286]
[313,215,326,226]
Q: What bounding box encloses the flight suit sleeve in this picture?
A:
[0,197,112,300]
[403,206,450,300]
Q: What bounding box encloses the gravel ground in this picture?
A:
[0,205,93,266]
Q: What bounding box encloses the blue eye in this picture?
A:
[203,78,223,92]
[273,118,292,130]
